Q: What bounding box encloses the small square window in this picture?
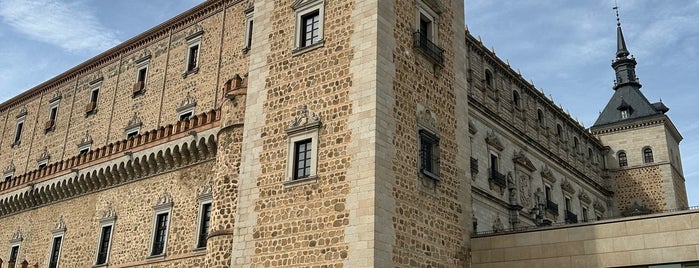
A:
[292,0,325,53]
[419,129,440,180]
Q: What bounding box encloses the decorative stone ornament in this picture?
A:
[485,131,504,151]
[50,90,62,103]
[540,165,556,183]
[78,131,93,149]
[287,105,321,133]
[3,161,15,179]
[10,227,23,243]
[492,216,504,233]
[579,191,591,204]
[16,105,28,119]
[125,113,143,131]
[561,179,575,195]
[154,189,174,209]
[417,103,438,133]
[101,202,117,221]
[593,200,606,213]
[37,147,51,167]
[53,216,67,234]
[513,150,536,172]
[177,92,197,114]
[186,24,204,38]
[468,120,477,135]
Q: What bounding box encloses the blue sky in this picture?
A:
[467,0,699,206]
[0,1,697,205]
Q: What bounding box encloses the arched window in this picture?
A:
[588,148,593,159]
[643,147,654,163]
[618,151,628,167]
[537,109,545,126]
[512,90,521,108]
[573,137,579,151]
[556,124,563,139]
[485,70,493,87]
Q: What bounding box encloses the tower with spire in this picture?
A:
[591,6,688,215]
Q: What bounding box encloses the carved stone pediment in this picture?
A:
[89,72,104,85]
[177,92,197,113]
[52,216,67,234]
[101,202,117,221]
[417,103,438,133]
[561,179,575,195]
[3,161,15,174]
[540,165,556,183]
[154,189,173,207]
[485,131,504,151]
[513,151,536,172]
[38,147,51,163]
[10,227,23,243]
[125,113,143,131]
[50,90,62,103]
[287,105,321,134]
[186,24,204,39]
[198,179,214,202]
[16,105,28,119]
[579,191,591,204]
[78,131,93,148]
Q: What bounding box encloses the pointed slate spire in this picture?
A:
[615,6,630,58]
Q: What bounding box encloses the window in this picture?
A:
[537,109,545,127]
[48,236,62,268]
[419,129,440,180]
[582,206,589,222]
[643,147,654,163]
[618,151,628,167]
[565,197,572,212]
[13,120,24,146]
[556,124,563,139]
[79,145,91,155]
[126,129,139,140]
[620,109,629,119]
[293,139,313,180]
[485,70,493,87]
[179,111,193,121]
[588,148,593,160]
[38,163,47,170]
[150,190,173,257]
[243,8,254,52]
[184,31,203,76]
[95,225,113,265]
[512,90,521,108]
[177,93,196,121]
[545,185,552,202]
[292,0,325,52]
[413,0,443,65]
[285,106,321,184]
[196,203,212,248]
[86,79,102,115]
[46,98,60,132]
[95,204,116,266]
[573,137,579,152]
[9,245,19,263]
[489,153,499,175]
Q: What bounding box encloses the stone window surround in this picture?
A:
[86,78,103,116]
[148,192,173,258]
[415,0,440,43]
[194,182,213,251]
[618,150,628,167]
[284,106,321,187]
[183,32,203,77]
[418,128,440,181]
[134,55,150,96]
[643,146,654,163]
[291,0,325,55]
[243,7,254,53]
[12,114,26,147]
[49,217,67,268]
[9,229,22,263]
[46,97,61,132]
[94,207,116,267]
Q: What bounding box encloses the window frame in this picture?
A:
[48,218,66,268]
[9,244,20,263]
[415,0,439,43]
[183,32,203,76]
[512,90,521,109]
[618,151,628,167]
[419,129,440,180]
[292,0,325,53]
[284,106,321,185]
[194,185,213,250]
[12,118,25,147]
[46,98,60,133]
[148,193,173,258]
[94,217,115,266]
[243,8,254,53]
[286,132,319,182]
[643,147,654,163]
[133,56,150,96]
[86,79,102,115]
[125,127,140,140]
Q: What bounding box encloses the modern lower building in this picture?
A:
[0,0,690,267]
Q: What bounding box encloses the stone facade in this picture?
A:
[0,0,690,267]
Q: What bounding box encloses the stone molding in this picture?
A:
[53,216,67,235]
[541,165,556,184]
[485,131,504,151]
[513,151,536,172]
[10,227,23,243]
[286,105,321,134]
[561,179,575,195]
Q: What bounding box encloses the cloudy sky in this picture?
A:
[467,0,699,206]
[0,1,697,205]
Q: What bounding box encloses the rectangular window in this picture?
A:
[46,105,58,132]
[301,11,320,47]
[582,207,589,222]
[243,10,254,52]
[545,185,552,202]
[197,202,212,248]
[179,111,193,121]
[13,121,23,144]
[86,87,99,114]
[565,197,572,211]
[133,66,148,95]
[48,236,62,268]
[9,245,19,262]
[187,45,199,72]
[293,139,312,180]
[126,130,139,140]
[95,225,113,265]
[419,14,432,40]
[419,129,440,180]
[151,213,169,256]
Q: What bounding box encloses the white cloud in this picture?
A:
[0,0,119,53]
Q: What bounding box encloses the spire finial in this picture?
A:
[613,1,621,27]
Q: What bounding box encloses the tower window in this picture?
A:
[556,124,563,139]
[151,213,169,256]
[537,109,545,127]
[485,70,493,87]
[95,225,113,265]
[512,90,521,108]
[618,151,628,167]
[301,11,320,47]
[13,121,24,146]
[588,148,593,160]
[187,45,199,72]
[9,245,19,262]
[292,0,324,53]
[196,202,212,248]
[643,147,654,163]
[183,31,203,76]
[573,137,579,152]
[243,9,254,52]
[48,236,63,268]
[620,109,629,119]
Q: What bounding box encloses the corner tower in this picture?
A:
[591,9,688,214]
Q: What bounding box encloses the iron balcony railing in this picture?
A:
[413,31,444,66]
[489,170,507,188]
[565,210,578,224]
[546,200,559,215]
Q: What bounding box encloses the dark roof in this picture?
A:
[593,86,667,127]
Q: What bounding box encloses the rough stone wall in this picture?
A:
[0,0,250,183]
[613,166,665,212]
[232,0,356,266]
[388,0,469,266]
[0,161,213,267]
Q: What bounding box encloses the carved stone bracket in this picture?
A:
[468,120,478,135]
[579,191,591,204]
[540,165,556,184]
[593,200,607,213]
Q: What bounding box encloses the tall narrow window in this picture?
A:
[565,197,572,212]
[133,55,150,96]
[293,139,312,180]
[618,151,628,167]
[95,225,113,265]
[537,109,545,127]
[419,14,432,40]
[512,90,521,109]
[196,203,211,248]
[13,121,23,145]
[588,148,593,160]
[419,129,440,180]
[9,245,19,263]
[582,207,589,222]
[556,124,563,139]
[46,95,60,132]
[243,8,254,52]
[489,154,499,175]
[573,137,579,152]
[485,70,493,87]
[184,31,203,76]
[48,236,62,268]
[152,213,168,256]
[545,185,552,202]
[86,79,101,115]
[643,147,654,163]
[620,109,629,119]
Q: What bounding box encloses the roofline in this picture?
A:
[0,0,242,112]
[590,114,683,142]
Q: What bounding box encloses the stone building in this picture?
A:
[0,0,689,268]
